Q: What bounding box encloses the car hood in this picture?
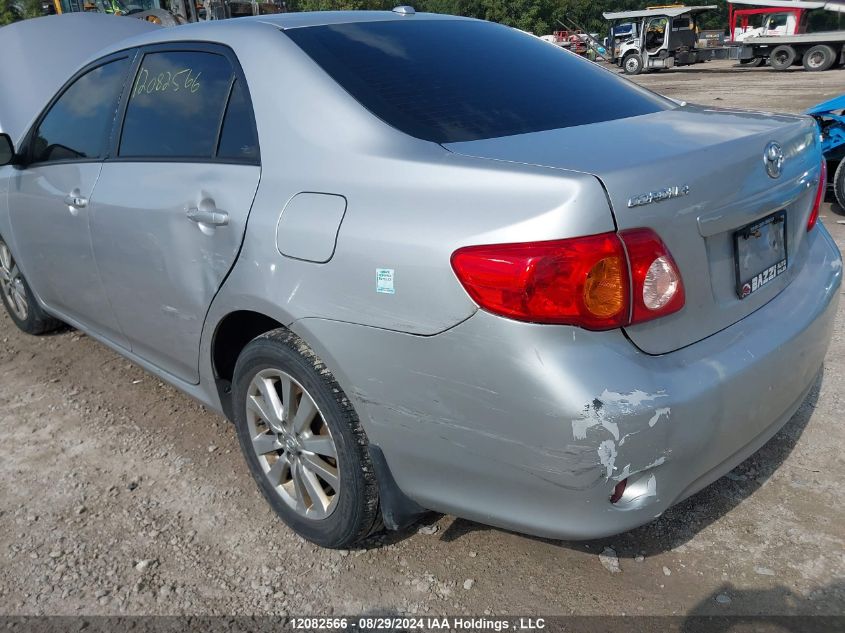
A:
[0,13,160,146]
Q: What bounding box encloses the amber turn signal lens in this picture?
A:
[583,256,626,318]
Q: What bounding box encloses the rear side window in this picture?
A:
[31,58,131,163]
[217,79,259,161]
[286,20,673,144]
[120,51,234,158]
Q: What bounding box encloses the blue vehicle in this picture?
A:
[807,94,845,209]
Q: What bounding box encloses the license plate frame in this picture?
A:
[733,210,788,300]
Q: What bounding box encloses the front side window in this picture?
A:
[31,58,131,164]
[286,20,672,144]
[120,51,234,158]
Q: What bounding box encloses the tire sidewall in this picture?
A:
[770,46,795,71]
[803,45,835,72]
[0,236,61,335]
[834,159,845,212]
[232,333,373,548]
[0,262,44,333]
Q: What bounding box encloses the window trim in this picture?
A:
[110,41,261,167]
[20,50,138,169]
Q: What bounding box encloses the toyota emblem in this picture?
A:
[764,141,784,179]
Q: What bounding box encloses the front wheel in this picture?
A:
[232,329,382,548]
[0,236,63,335]
[623,53,643,75]
[739,57,764,68]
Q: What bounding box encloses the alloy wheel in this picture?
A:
[245,368,340,520]
[0,239,28,321]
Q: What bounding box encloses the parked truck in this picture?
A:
[604,5,728,75]
[728,0,845,70]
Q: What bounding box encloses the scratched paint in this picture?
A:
[597,439,617,479]
[613,455,667,482]
[648,407,671,427]
[571,399,619,441]
[571,390,671,481]
[571,389,667,440]
[598,389,667,411]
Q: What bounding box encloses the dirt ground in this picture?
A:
[1,60,844,618]
[627,59,845,113]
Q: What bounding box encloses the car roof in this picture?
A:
[252,9,475,30]
[0,10,476,145]
[92,10,477,65]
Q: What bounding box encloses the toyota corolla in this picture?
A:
[0,9,840,548]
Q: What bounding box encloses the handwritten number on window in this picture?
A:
[132,67,202,98]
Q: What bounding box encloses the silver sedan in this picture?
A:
[0,9,840,548]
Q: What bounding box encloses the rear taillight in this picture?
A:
[620,228,685,325]
[807,158,827,232]
[450,233,629,330]
[451,229,684,330]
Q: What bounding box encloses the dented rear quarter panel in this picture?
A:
[290,224,839,539]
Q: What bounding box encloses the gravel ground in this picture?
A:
[1,60,844,618]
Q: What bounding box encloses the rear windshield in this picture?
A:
[286,19,673,143]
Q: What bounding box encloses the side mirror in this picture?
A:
[0,133,14,167]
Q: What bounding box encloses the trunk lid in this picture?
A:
[443,106,821,354]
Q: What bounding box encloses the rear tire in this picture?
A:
[623,53,643,75]
[0,236,63,335]
[833,159,845,213]
[803,45,837,72]
[232,328,381,548]
[769,45,796,71]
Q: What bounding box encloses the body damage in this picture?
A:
[289,221,838,539]
[572,390,672,483]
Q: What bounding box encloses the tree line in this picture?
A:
[287,0,731,35]
[1,0,43,26]
[3,1,842,35]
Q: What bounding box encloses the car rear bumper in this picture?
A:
[292,224,842,540]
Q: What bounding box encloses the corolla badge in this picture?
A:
[764,141,784,179]
[627,185,690,208]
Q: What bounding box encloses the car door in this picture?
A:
[644,17,668,57]
[8,54,134,346]
[89,44,261,384]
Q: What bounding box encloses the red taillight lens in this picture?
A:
[807,158,827,232]
[620,228,685,325]
[450,232,629,330]
[451,228,684,330]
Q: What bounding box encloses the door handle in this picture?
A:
[187,206,229,227]
[63,194,88,208]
